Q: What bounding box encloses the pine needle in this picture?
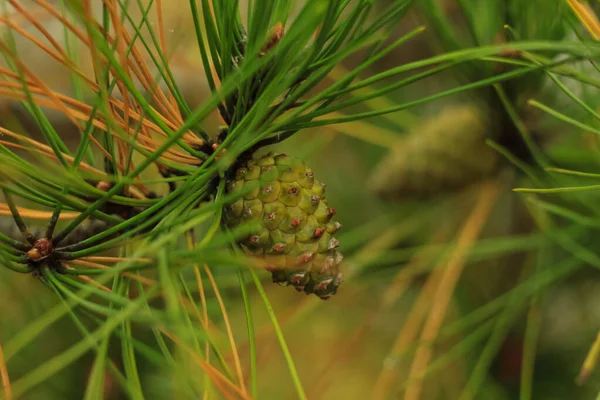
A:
[0,341,12,400]
[371,227,456,399]
[578,331,600,385]
[403,180,501,400]
[204,264,248,396]
[567,0,600,40]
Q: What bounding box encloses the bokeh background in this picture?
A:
[2,1,600,399]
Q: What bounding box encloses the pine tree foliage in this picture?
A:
[0,0,600,399]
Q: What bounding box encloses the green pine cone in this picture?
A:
[223,152,343,300]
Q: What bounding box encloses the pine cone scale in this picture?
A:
[224,152,343,299]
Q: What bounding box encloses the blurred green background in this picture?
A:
[3,0,600,399]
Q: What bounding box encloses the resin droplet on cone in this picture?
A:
[369,104,500,199]
[223,152,343,299]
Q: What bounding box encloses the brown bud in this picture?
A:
[261,22,285,55]
[27,248,42,262]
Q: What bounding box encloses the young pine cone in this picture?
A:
[369,104,500,199]
[223,152,343,300]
